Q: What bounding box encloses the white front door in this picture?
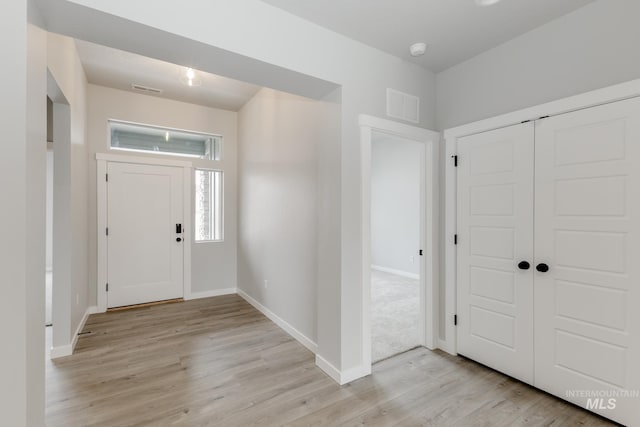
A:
[456,122,535,384]
[107,162,184,308]
[534,98,640,425]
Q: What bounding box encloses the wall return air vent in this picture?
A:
[131,84,163,94]
[386,88,420,123]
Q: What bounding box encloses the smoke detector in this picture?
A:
[475,0,502,6]
[409,42,428,57]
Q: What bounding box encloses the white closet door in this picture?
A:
[107,162,184,308]
[457,122,535,384]
[534,97,640,425]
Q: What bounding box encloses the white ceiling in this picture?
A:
[75,40,262,111]
[259,0,594,72]
[74,1,594,108]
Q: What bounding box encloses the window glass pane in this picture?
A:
[109,120,221,160]
[195,169,223,242]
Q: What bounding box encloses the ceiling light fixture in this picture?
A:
[409,42,428,57]
[165,131,170,142]
[181,67,202,87]
[475,0,502,6]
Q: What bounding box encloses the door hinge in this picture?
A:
[454,315,458,326]
[454,234,458,245]
[452,155,458,167]
[106,227,109,236]
[106,283,109,292]
[419,249,423,256]
[106,173,108,182]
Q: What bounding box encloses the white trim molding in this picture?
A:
[96,152,192,168]
[315,355,342,384]
[442,78,640,356]
[50,305,99,359]
[186,288,237,300]
[96,154,193,312]
[315,355,372,385]
[359,114,441,379]
[237,289,318,354]
[371,265,420,280]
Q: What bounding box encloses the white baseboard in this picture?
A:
[437,338,457,356]
[50,343,72,359]
[315,354,341,383]
[237,288,318,354]
[315,355,371,385]
[341,364,371,384]
[371,265,420,280]
[50,305,98,359]
[186,288,237,300]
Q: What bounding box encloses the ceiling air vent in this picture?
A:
[386,88,420,123]
[131,84,163,94]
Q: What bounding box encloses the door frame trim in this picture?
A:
[442,78,640,355]
[359,114,440,371]
[96,153,193,312]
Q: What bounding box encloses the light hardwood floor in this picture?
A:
[46,295,616,426]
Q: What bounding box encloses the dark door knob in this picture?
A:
[176,237,182,242]
[536,263,549,273]
[518,261,530,270]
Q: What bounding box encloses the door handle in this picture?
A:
[536,263,550,273]
[176,224,182,234]
[517,261,530,270]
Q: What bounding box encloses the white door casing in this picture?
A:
[534,97,640,425]
[358,114,440,381]
[456,122,535,384]
[107,162,184,308]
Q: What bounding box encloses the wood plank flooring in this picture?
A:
[46,295,616,426]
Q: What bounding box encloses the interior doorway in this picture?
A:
[360,115,440,371]
[47,70,73,358]
[370,133,422,361]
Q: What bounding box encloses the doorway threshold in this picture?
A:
[107,298,184,312]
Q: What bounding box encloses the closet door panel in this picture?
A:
[534,97,640,426]
[457,122,535,384]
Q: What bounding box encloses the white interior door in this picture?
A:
[534,98,640,425]
[107,162,184,308]
[456,122,535,384]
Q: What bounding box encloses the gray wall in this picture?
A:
[371,135,421,276]
[0,1,47,423]
[47,32,91,353]
[437,0,640,130]
[237,88,324,344]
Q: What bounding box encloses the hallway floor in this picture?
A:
[45,295,613,426]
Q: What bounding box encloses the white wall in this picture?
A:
[371,135,421,276]
[86,84,238,300]
[46,150,54,271]
[237,88,323,344]
[43,0,438,373]
[437,0,640,129]
[47,32,90,350]
[0,1,47,424]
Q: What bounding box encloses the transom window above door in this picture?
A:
[109,120,222,160]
